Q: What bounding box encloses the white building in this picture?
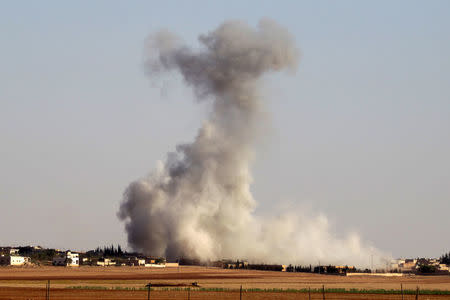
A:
[0,255,30,266]
[67,252,79,266]
[126,257,146,266]
[97,258,116,266]
[166,262,180,267]
[11,256,28,265]
[438,264,449,271]
[145,263,166,268]
[52,251,79,267]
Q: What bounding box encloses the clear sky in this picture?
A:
[1,0,449,259]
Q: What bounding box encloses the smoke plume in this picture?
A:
[118,19,384,267]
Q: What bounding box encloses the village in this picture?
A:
[1,245,449,276]
[0,245,178,268]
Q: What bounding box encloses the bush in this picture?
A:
[418,264,436,273]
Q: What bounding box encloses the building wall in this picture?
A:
[166,262,179,267]
[52,252,79,266]
[53,257,66,266]
[248,264,286,272]
[10,256,25,266]
[66,252,79,266]
[0,255,27,266]
[144,263,165,268]
[97,258,116,266]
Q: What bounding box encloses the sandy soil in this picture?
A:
[0,266,449,299]
[0,287,449,300]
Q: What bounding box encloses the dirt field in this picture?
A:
[0,266,449,299]
[1,287,450,300]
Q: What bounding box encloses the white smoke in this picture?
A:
[118,19,386,267]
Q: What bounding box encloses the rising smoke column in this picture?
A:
[118,19,384,267]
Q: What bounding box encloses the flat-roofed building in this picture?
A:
[0,255,30,266]
[97,258,116,266]
[52,251,79,266]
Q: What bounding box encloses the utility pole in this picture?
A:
[146,283,151,300]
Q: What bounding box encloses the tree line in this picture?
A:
[440,251,450,265]
[92,244,124,257]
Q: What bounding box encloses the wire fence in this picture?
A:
[0,281,447,300]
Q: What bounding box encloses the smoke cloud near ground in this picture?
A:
[118,19,385,267]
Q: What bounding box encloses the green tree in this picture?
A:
[440,252,450,265]
[418,264,436,273]
[66,258,73,266]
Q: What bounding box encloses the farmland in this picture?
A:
[0,266,449,299]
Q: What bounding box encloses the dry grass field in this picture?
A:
[0,266,449,299]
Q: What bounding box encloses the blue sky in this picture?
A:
[1,0,449,258]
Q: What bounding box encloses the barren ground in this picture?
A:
[0,266,449,299]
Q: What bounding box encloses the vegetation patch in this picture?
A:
[67,286,110,290]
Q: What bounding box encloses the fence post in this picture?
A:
[416,286,419,300]
[322,284,325,300]
[146,283,151,300]
[240,285,242,300]
[47,280,50,300]
[308,287,311,300]
[401,283,404,300]
[188,287,190,300]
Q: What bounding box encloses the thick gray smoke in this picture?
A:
[118,19,385,267]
